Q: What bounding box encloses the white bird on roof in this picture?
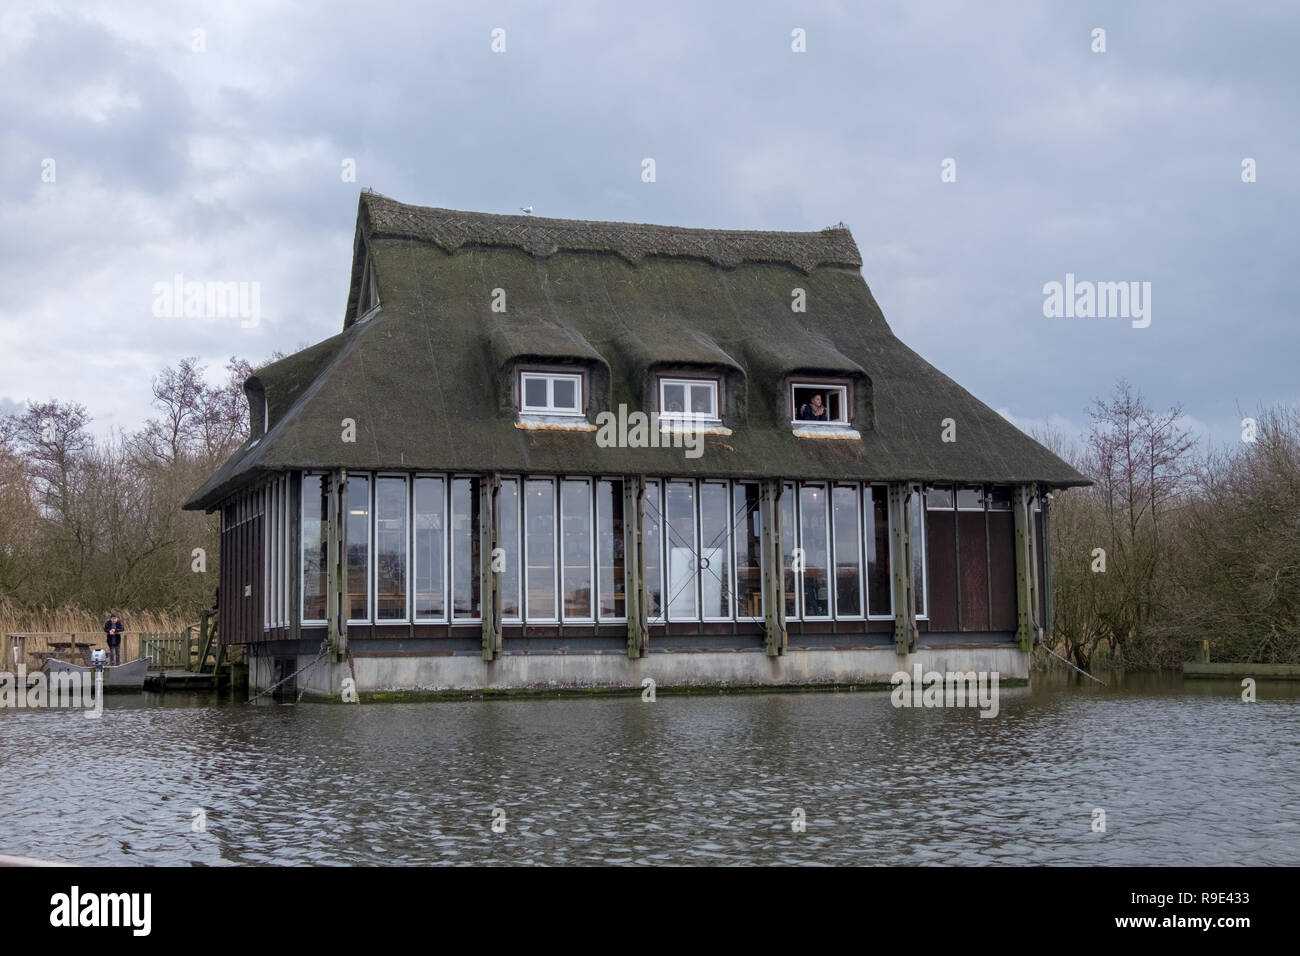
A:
[521,206,533,215]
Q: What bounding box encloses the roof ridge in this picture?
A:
[360,192,862,273]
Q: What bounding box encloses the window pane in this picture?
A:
[800,484,830,617]
[699,481,730,618]
[451,477,481,619]
[909,489,926,617]
[833,485,862,617]
[499,478,521,620]
[302,474,327,620]
[561,479,593,620]
[665,480,697,620]
[926,484,954,509]
[375,477,408,620]
[644,480,664,621]
[956,485,983,510]
[734,483,763,619]
[413,477,446,619]
[525,478,556,620]
[690,383,713,416]
[866,486,892,616]
[663,383,686,415]
[523,377,547,408]
[553,377,577,410]
[782,483,797,618]
[597,479,625,620]
[346,474,370,621]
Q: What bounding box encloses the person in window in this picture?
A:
[798,393,830,421]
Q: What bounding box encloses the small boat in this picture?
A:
[42,657,150,691]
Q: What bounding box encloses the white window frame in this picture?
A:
[956,484,985,512]
[412,474,449,624]
[595,477,628,624]
[301,473,328,625]
[664,479,700,623]
[645,479,666,624]
[790,382,850,425]
[909,484,929,621]
[520,371,584,416]
[372,473,411,624]
[524,476,560,623]
[658,377,720,423]
[830,482,865,621]
[560,477,596,624]
[865,483,895,620]
[346,472,373,626]
[733,481,764,622]
[796,482,833,622]
[699,480,733,622]
[499,476,523,624]
[450,474,483,623]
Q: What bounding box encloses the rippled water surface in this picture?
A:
[2,673,1297,865]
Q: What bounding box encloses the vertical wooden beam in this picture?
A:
[1041,492,1054,640]
[625,476,646,659]
[761,479,786,657]
[327,469,348,663]
[1013,483,1037,652]
[480,474,501,661]
[289,471,301,644]
[889,483,916,655]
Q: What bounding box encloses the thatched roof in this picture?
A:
[185,192,1086,511]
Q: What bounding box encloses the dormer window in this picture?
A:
[659,376,719,422]
[356,253,379,320]
[792,382,849,424]
[519,370,584,416]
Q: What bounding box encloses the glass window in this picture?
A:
[525,478,557,621]
[699,481,731,619]
[375,476,408,620]
[832,484,863,617]
[665,480,698,620]
[956,485,984,510]
[781,483,797,618]
[499,478,521,620]
[561,478,593,620]
[413,477,446,620]
[346,474,370,621]
[792,383,849,423]
[451,477,481,619]
[733,483,763,619]
[596,479,625,620]
[519,372,583,415]
[659,378,718,421]
[926,484,954,510]
[644,480,664,621]
[866,485,892,617]
[986,486,1013,511]
[302,475,328,620]
[799,484,830,618]
[909,487,927,618]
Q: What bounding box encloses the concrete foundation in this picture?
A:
[247,640,1028,699]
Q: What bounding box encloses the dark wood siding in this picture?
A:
[925,509,958,631]
[218,488,266,645]
[958,511,990,631]
[988,511,1017,631]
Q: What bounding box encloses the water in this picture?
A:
[2,673,1297,865]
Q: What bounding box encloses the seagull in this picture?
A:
[520,206,533,215]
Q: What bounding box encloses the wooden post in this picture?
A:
[289,470,301,644]
[889,483,916,655]
[196,610,211,672]
[1013,484,1037,652]
[326,469,348,664]
[761,480,786,657]
[625,476,647,659]
[480,474,501,661]
[1041,492,1054,640]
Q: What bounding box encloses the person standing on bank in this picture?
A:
[103,612,124,666]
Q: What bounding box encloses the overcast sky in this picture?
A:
[2,0,1296,450]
